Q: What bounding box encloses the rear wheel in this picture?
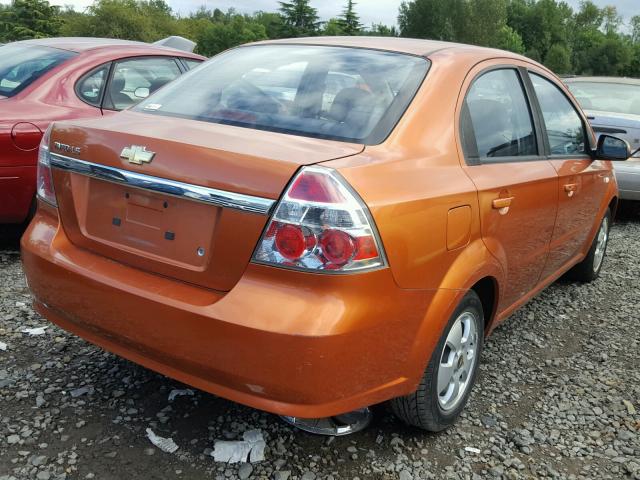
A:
[390,290,484,431]
[568,209,611,282]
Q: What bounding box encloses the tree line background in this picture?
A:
[0,0,639,76]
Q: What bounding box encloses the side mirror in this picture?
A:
[595,134,630,161]
[133,87,150,99]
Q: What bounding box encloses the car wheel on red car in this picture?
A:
[391,290,484,431]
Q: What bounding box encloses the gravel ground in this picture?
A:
[1,207,639,480]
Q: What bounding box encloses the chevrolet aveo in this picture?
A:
[22,37,630,432]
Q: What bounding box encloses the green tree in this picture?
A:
[322,18,345,36]
[339,0,361,35]
[525,47,542,62]
[601,6,621,36]
[364,23,398,37]
[494,25,525,54]
[588,36,632,76]
[60,0,176,41]
[0,0,61,41]
[195,14,267,57]
[623,43,640,76]
[573,0,603,30]
[630,15,640,44]
[278,0,319,36]
[544,43,571,73]
[507,0,573,64]
[399,0,515,51]
[398,0,465,41]
[254,11,287,39]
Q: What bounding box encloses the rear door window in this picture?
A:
[0,44,76,97]
[531,73,586,156]
[462,68,537,162]
[104,57,182,111]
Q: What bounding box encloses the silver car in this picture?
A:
[564,76,640,200]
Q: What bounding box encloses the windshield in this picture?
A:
[566,81,640,116]
[0,44,76,97]
[135,45,429,144]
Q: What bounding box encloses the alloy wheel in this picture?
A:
[593,216,609,273]
[437,311,479,412]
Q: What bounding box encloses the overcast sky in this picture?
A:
[1,0,637,28]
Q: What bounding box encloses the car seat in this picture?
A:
[327,87,376,138]
[106,74,134,110]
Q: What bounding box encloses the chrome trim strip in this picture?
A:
[49,153,276,215]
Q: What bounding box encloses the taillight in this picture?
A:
[252,166,386,273]
[36,125,56,206]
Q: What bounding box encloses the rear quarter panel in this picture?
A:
[328,48,505,294]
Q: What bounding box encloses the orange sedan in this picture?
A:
[21,37,630,431]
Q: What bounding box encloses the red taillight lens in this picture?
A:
[320,229,355,266]
[275,224,306,260]
[288,170,345,203]
[252,166,386,273]
[36,125,56,207]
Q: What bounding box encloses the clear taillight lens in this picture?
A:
[252,166,387,273]
[36,125,56,206]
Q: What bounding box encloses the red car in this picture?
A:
[0,37,204,224]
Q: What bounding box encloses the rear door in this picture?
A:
[528,71,610,279]
[459,64,558,311]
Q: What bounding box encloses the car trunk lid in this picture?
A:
[585,110,640,151]
[50,111,363,291]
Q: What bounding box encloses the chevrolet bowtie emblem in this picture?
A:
[120,145,155,165]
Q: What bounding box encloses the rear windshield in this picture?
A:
[0,44,76,97]
[566,81,640,116]
[134,45,429,144]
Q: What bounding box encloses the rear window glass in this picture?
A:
[134,45,429,144]
[566,81,640,116]
[0,44,75,97]
[181,58,202,70]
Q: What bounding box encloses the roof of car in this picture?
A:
[10,37,198,55]
[251,36,526,59]
[563,76,640,85]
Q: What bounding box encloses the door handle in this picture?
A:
[564,183,578,197]
[492,197,514,209]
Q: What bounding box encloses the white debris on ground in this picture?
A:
[464,446,481,454]
[146,428,179,454]
[168,388,194,402]
[0,341,6,351]
[20,326,48,336]
[212,429,266,464]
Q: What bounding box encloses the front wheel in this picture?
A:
[568,209,611,282]
[390,290,484,431]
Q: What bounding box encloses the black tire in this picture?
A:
[390,290,484,431]
[22,196,37,226]
[568,209,611,283]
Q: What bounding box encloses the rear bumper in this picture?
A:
[614,162,640,201]
[22,206,454,418]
